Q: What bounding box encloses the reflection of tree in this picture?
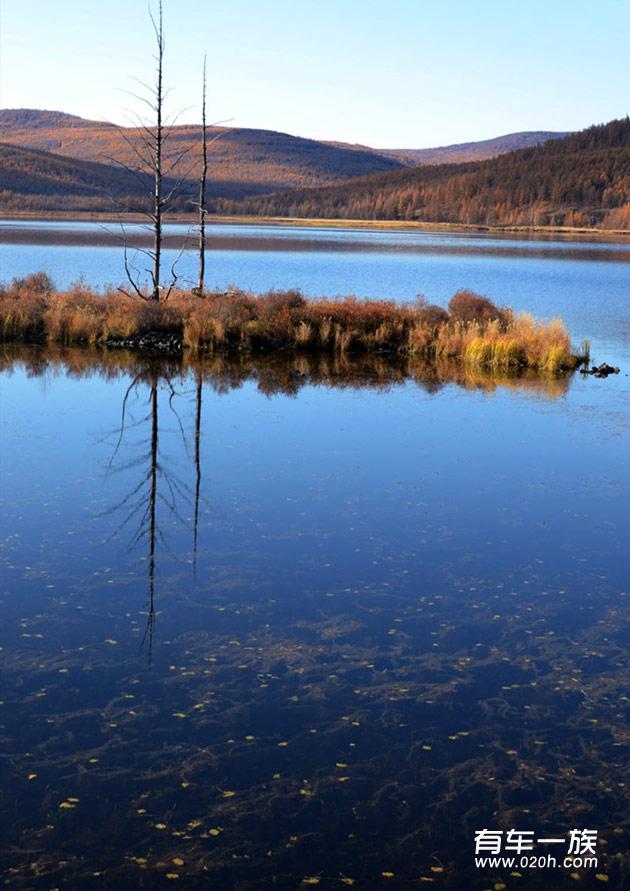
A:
[141,379,159,657]
[103,364,199,662]
[193,370,203,576]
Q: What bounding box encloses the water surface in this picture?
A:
[2,220,629,364]
[1,222,629,888]
[1,348,628,889]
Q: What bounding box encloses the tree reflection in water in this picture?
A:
[101,361,204,662]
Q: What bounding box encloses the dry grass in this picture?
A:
[0,276,582,372]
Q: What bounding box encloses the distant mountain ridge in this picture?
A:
[379,131,570,165]
[0,109,116,131]
[327,131,569,166]
[0,109,569,213]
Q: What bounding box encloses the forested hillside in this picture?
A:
[0,142,157,212]
[0,110,404,208]
[0,110,571,215]
[223,120,630,229]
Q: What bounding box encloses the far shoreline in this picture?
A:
[1,211,629,241]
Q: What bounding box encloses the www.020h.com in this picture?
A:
[474,829,599,871]
[475,854,598,870]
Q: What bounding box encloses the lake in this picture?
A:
[1,222,629,889]
[2,220,630,363]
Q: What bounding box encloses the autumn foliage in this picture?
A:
[0,275,581,372]
[224,119,630,230]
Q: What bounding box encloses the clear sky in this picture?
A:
[1,0,628,148]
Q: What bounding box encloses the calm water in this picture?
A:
[1,224,629,889]
[1,220,630,363]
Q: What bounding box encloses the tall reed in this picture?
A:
[0,276,580,372]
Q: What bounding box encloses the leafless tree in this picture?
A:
[108,1,191,301]
[197,55,208,296]
[193,62,234,298]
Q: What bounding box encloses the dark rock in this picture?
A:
[583,362,620,378]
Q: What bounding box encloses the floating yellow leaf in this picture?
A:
[595,877,609,884]
[172,858,184,866]
[338,776,350,782]
[302,879,320,885]
[209,828,221,837]
[67,797,80,803]
[172,713,187,719]
[382,872,395,878]
[59,802,75,809]
[222,790,236,798]
[136,808,146,814]
[154,823,167,830]
[336,763,348,768]
[88,758,99,764]
[105,639,118,645]
[27,773,37,781]
[430,866,444,873]
[277,741,288,747]
[341,880,355,887]
[422,745,432,751]
[165,874,179,880]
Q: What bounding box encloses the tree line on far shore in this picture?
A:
[216,119,630,230]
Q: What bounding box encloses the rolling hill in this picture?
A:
[222,119,630,230]
[0,141,173,212]
[0,109,404,208]
[0,109,569,214]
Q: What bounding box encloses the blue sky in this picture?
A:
[1,0,628,147]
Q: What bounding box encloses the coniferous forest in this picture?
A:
[219,119,630,229]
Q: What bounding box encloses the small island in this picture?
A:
[1,273,585,373]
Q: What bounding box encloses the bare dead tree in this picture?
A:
[106,1,193,301]
[192,61,235,298]
[150,1,165,302]
[197,55,208,296]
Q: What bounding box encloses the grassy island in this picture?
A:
[0,273,584,372]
